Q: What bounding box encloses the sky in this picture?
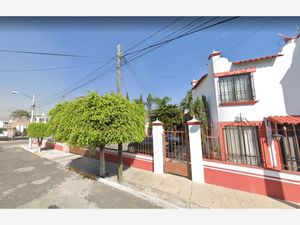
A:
[0,17,300,120]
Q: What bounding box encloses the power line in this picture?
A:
[133,64,196,78]
[36,66,116,109]
[0,48,102,59]
[124,17,209,59]
[125,17,238,62]
[37,58,115,104]
[0,61,103,72]
[124,17,182,53]
[124,60,161,97]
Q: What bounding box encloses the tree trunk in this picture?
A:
[99,145,106,178]
[117,143,123,183]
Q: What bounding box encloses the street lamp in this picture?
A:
[11,90,36,149]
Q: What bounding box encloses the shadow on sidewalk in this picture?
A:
[67,156,130,180]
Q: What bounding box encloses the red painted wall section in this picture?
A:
[103,152,154,172]
[204,167,300,203]
[70,147,153,172]
[54,143,64,151]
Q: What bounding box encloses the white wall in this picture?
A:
[281,38,300,115]
[0,121,4,128]
[193,38,299,123]
[192,73,219,124]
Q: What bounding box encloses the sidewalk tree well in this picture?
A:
[27,123,48,147]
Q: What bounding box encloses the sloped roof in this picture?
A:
[268,115,300,125]
[232,54,283,65]
[191,74,208,90]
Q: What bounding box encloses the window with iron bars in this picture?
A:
[224,126,262,167]
[276,124,300,172]
[218,73,255,103]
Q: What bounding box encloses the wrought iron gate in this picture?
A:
[163,130,190,178]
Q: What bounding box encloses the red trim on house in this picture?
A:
[191,74,208,90]
[214,67,256,78]
[219,100,259,107]
[218,121,272,168]
[279,33,300,43]
[232,54,283,65]
[152,122,163,126]
[187,121,201,125]
[268,115,300,125]
[208,51,221,59]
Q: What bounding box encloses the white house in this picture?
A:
[191,33,300,172]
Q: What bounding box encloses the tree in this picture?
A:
[47,92,145,182]
[133,94,144,105]
[126,92,130,100]
[190,95,209,142]
[180,90,193,114]
[27,123,48,147]
[10,109,30,119]
[151,104,183,130]
[153,96,172,108]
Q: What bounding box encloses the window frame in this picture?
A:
[218,72,256,104]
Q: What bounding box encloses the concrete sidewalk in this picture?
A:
[20,145,300,209]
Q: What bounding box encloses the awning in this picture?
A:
[268,115,300,125]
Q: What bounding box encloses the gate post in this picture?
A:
[152,119,164,174]
[187,117,205,184]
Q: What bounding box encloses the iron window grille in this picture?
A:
[218,73,256,103]
[224,126,262,167]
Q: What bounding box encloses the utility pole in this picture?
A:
[28,93,35,149]
[117,44,122,94]
[116,44,123,183]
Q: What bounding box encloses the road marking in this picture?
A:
[14,166,35,172]
[31,176,51,185]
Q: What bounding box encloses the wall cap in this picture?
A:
[187,117,201,125]
[152,119,163,126]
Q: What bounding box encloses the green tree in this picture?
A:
[27,123,48,147]
[47,92,145,182]
[10,109,30,119]
[190,95,209,142]
[180,90,193,114]
[133,94,144,105]
[153,96,172,108]
[151,104,183,130]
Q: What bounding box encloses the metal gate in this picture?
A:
[163,130,190,178]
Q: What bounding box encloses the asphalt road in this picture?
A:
[0,141,159,208]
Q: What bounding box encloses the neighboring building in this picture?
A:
[190,34,300,202]
[35,113,48,123]
[0,120,8,129]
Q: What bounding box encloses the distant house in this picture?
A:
[191,33,300,172]
[0,120,8,129]
[35,113,48,123]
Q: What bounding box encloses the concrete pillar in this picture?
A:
[63,143,70,153]
[152,119,164,174]
[187,117,205,184]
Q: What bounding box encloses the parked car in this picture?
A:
[127,136,153,153]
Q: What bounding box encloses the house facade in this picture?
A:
[191,34,300,202]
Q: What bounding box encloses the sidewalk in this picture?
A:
[20,145,300,209]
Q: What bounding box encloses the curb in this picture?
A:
[19,144,181,209]
[96,177,181,209]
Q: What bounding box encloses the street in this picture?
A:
[0,140,159,208]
